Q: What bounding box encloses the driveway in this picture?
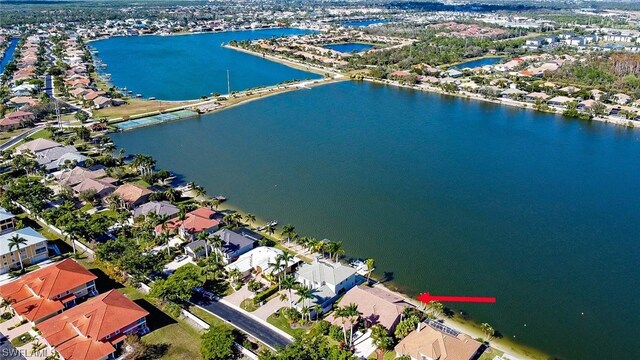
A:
[253,292,288,321]
[192,296,292,350]
[352,329,376,359]
[223,285,252,307]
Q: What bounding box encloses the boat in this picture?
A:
[135,94,142,98]
[148,97,156,100]
[257,220,278,231]
[214,195,227,202]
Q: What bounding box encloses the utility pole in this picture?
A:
[55,100,61,129]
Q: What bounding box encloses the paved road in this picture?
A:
[0,332,26,360]
[192,296,292,350]
[0,125,44,151]
[44,74,53,97]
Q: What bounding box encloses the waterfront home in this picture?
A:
[233,227,264,242]
[38,290,149,360]
[224,246,300,278]
[525,92,550,102]
[93,96,113,109]
[443,69,463,78]
[113,183,153,209]
[0,259,98,323]
[325,285,412,333]
[500,88,527,99]
[70,87,90,99]
[72,178,117,200]
[155,207,220,240]
[83,90,106,101]
[295,259,358,310]
[132,200,179,219]
[55,166,110,187]
[394,321,483,360]
[16,138,63,155]
[577,99,596,112]
[590,89,605,100]
[560,86,580,95]
[547,96,573,109]
[184,239,210,260]
[214,228,257,263]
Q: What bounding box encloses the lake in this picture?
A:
[453,57,502,69]
[112,81,640,360]
[342,19,388,27]
[323,43,374,53]
[0,38,19,75]
[89,29,321,100]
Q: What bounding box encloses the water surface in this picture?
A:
[0,38,19,75]
[342,19,388,27]
[453,57,502,69]
[323,43,373,53]
[112,81,640,360]
[90,29,320,100]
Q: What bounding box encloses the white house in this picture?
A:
[295,259,358,310]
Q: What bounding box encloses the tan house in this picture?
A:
[113,183,153,208]
[325,285,412,332]
[395,321,483,360]
[15,138,63,155]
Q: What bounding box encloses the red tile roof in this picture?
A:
[39,290,149,360]
[155,207,219,235]
[0,259,97,322]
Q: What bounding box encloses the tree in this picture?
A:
[370,324,394,359]
[8,235,28,272]
[265,223,276,236]
[150,264,203,302]
[200,325,236,360]
[481,322,495,341]
[281,224,296,245]
[295,286,314,321]
[343,303,361,346]
[244,213,256,225]
[74,111,89,123]
[197,231,210,258]
[394,315,419,340]
[281,275,297,308]
[365,258,375,283]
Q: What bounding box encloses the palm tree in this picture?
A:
[209,198,221,210]
[313,304,323,322]
[332,241,345,262]
[344,303,361,346]
[295,286,314,321]
[191,184,206,199]
[244,213,256,225]
[275,251,293,275]
[334,306,349,345]
[365,258,375,283]
[481,323,495,341]
[265,223,276,236]
[208,234,223,263]
[370,324,393,358]
[197,231,209,258]
[65,235,76,256]
[164,188,181,203]
[31,340,43,356]
[0,298,15,316]
[228,268,243,285]
[281,224,296,245]
[268,257,285,289]
[8,235,28,272]
[280,275,297,309]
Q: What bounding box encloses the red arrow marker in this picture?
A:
[417,292,496,304]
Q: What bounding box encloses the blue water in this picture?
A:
[0,38,19,75]
[453,57,503,69]
[323,43,373,53]
[90,29,321,100]
[112,81,640,360]
[342,19,388,27]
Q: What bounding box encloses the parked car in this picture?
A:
[193,286,217,300]
[175,255,188,262]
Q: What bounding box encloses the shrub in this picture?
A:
[253,284,278,304]
[1,312,12,320]
[314,320,331,336]
[329,325,343,341]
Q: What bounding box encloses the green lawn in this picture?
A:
[79,260,203,360]
[10,332,33,347]
[240,298,259,312]
[478,347,504,360]
[187,305,226,328]
[266,313,307,337]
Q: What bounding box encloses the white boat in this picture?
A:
[257,220,278,231]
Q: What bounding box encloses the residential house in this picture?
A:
[295,259,358,310]
[11,83,38,96]
[326,285,412,333]
[214,228,257,263]
[443,69,463,78]
[224,246,300,277]
[36,145,87,172]
[113,183,152,209]
[547,96,573,108]
[7,96,39,108]
[55,166,110,187]
[93,96,113,109]
[0,223,49,275]
[394,321,483,360]
[156,207,220,240]
[590,89,605,101]
[38,290,149,360]
[0,117,23,131]
[70,87,90,99]
[0,259,98,323]
[0,111,35,131]
[232,227,264,242]
[577,99,596,112]
[525,92,550,102]
[15,138,63,155]
[132,201,179,219]
[612,93,631,105]
[500,88,526,99]
[83,90,106,101]
[72,178,117,200]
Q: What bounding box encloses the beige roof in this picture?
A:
[16,138,62,154]
[395,322,482,360]
[326,285,410,330]
[72,178,115,195]
[113,183,152,203]
[56,167,108,187]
